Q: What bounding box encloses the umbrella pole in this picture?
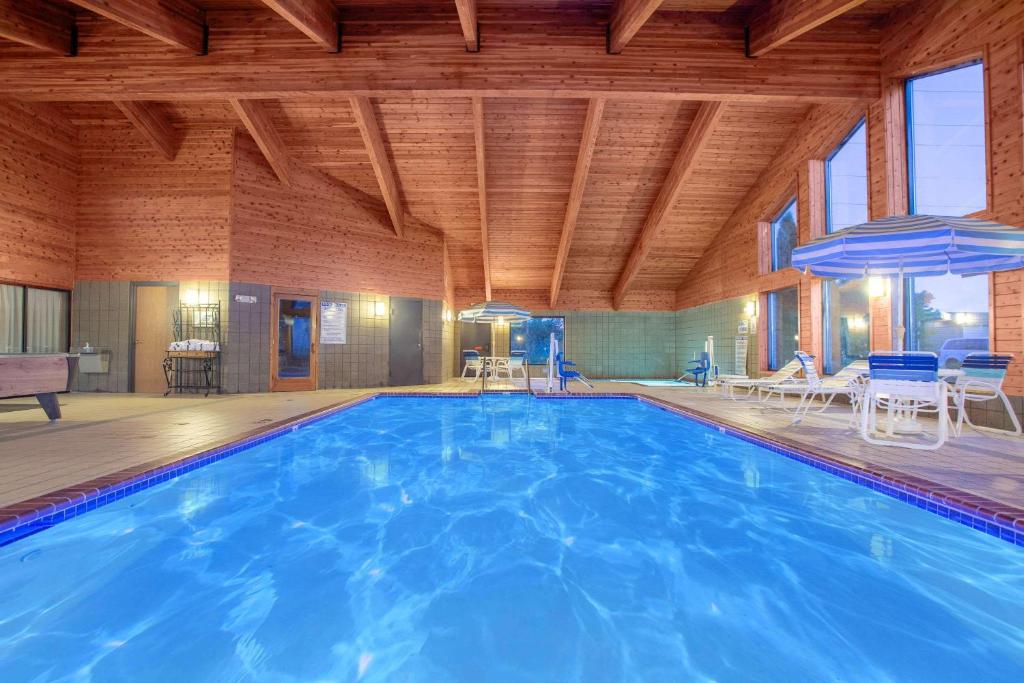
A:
[894,269,905,352]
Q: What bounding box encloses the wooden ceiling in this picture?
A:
[0,0,914,309]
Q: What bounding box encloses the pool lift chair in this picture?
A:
[556,353,593,391]
[677,352,712,387]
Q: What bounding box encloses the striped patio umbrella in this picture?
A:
[458,301,531,357]
[791,215,1024,350]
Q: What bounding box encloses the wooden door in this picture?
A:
[271,292,318,392]
[134,286,173,393]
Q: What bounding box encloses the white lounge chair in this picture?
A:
[949,353,1021,436]
[787,352,866,425]
[461,350,484,381]
[860,352,949,450]
[718,358,803,400]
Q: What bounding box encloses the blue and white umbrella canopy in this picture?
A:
[791,215,1024,278]
[457,301,531,324]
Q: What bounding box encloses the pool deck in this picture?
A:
[2,381,1023,537]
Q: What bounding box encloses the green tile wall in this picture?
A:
[675,295,759,378]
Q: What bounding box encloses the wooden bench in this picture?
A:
[0,354,79,420]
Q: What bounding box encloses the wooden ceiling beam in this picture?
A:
[612,101,725,309]
[68,0,206,54]
[550,98,605,309]
[0,1,76,56]
[746,0,870,57]
[258,0,340,52]
[454,0,479,52]
[114,101,179,160]
[349,96,404,238]
[0,10,881,102]
[607,0,665,54]
[230,99,292,186]
[471,96,492,301]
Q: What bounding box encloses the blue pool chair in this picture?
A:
[556,353,593,391]
[677,352,710,387]
[950,353,1021,436]
[861,352,948,450]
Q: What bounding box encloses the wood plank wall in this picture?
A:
[75,123,233,281]
[676,0,1024,389]
[0,101,77,290]
[229,131,444,299]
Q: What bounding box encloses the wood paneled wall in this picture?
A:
[675,0,1024,389]
[75,121,233,281]
[229,131,444,299]
[0,101,77,290]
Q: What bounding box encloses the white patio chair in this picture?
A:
[860,352,949,450]
[461,350,484,381]
[787,352,866,426]
[717,358,803,400]
[949,353,1021,436]
[506,352,529,384]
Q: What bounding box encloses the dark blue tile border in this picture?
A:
[2,392,1022,549]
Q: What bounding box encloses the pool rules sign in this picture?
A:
[320,301,348,345]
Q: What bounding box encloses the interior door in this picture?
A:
[134,285,174,393]
[389,297,424,386]
[271,292,318,392]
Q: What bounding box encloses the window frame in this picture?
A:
[509,315,565,365]
[905,59,988,216]
[0,282,72,354]
[769,197,798,272]
[824,118,867,234]
[821,278,871,375]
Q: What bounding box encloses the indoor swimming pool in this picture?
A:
[1,395,1022,681]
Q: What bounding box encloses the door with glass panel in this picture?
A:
[271,293,318,392]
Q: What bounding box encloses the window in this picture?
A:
[0,284,70,354]
[906,61,986,216]
[826,120,868,233]
[766,287,799,370]
[510,317,564,365]
[770,198,798,271]
[822,279,870,374]
[904,273,988,368]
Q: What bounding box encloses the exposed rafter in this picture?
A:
[115,101,179,160]
[471,96,492,301]
[0,1,76,56]
[259,0,340,52]
[746,0,870,57]
[550,98,605,309]
[454,0,479,52]
[607,0,665,54]
[230,99,292,186]
[68,0,206,54]
[612,101,725,309]
[349,96,404,238]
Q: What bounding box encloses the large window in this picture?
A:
[510,317,564,364]
[0,284,70,354]
[770,198,798,271]
[767,287,799,370]
[907,61,986,216]
[822,279,870,374]
[826,120,868,233]
[905,273,988,368]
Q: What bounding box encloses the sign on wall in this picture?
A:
[320,301,348,344]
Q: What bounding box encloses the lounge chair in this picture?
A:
[787,352,866,425]
[506,352,529,384]
[461,350,484,381]
[718,358,803,400]
[860,352,949,450]
[949,353,1021,436]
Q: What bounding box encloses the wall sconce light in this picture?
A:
[374,301,387,317]
[867,277,887,299]
[496,316,505,326]
[743,300,757,320]
[444,308,453,322]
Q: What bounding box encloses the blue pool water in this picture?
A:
[1,396,1023,681]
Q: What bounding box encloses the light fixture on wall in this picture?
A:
[374,301,387,317]
[868,277,887,299]
[444,308,453,322]
[743,300,757,320]
[496,316,505,326]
